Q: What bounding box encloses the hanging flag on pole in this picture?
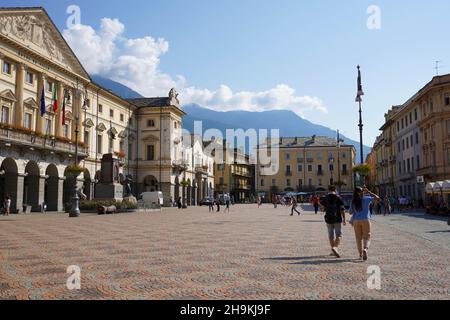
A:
[52,81,58,113]
[40,82,46,117]
[355,65,364,102]
[62,92,66,126]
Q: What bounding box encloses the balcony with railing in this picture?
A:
[172,159,189,173]
[195,164,209,175]
[233,184,251,191]
[317,170,324,176]
[0,126,88,158]
[285,170,293,176]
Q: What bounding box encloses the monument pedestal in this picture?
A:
[95,183,124,201]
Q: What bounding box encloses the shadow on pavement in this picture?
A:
[263,255,329,261]
[426,230,450,234]
[289,259,356,265]
[263,255,360,265]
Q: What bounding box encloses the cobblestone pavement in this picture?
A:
[0,204,449,300]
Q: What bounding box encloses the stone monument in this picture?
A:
[95,154,124,201]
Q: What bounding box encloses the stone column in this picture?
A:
[38,175,46,212]
[15,174,25,214]
[58,178,65,212]
[14,63,25,128]
[36,73,46,134]
[55,81,64,138]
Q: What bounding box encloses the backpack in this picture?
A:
[324,195,339,224]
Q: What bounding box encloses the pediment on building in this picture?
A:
[46,104,55,115]
[118,130,128,139]
[108,127,118,136]
[142,134,160,142]
[24,97,38,109]
[65,111,73,120]
[96,123,107,132]
[0,89,16,102]
[0,8,90,80]
[83,118,95,128]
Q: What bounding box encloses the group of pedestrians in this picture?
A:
[320,185,379,261]
[209,197,231,213]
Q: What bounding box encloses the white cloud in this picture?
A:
[181,84,327,117]
[63,18,327,117]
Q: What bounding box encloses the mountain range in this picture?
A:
[92,75,371,161]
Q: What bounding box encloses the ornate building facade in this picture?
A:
[0,7,213,211]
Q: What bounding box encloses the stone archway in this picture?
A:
[186,179,192,206]
[45,164,59,211]
[191,180,197,205]
[143,175,158,192]
[24,161,40,211]
[174,176,180,204]
[63,167,75,212]
[0,158,19,213]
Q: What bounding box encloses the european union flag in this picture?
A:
[40,84,46,117]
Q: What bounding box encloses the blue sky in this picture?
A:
[4,0,450,145]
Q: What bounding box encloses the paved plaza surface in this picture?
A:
[0,204,449,300]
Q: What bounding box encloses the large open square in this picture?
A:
[0,205,449,300]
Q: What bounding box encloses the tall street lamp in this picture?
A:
[337,130,342,194]
[69,80,81,218]
[329,156,335,186]
[355,65,365,165]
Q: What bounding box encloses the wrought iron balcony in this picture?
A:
[0,127,88,158]
[195,164,209,174]
[172,159,189,172]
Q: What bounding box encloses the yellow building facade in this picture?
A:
[257,136,356,197]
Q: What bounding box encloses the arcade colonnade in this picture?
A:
[0,156,94,213]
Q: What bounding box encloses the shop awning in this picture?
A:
[442,180,450,194]
[425,182,436,194]
[433,181,444,193]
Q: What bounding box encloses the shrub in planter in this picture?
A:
[79,200,137,211]
[66,165,85,177]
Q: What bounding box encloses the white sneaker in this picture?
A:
[332,247,341,258]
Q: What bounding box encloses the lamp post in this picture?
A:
[329,156,335,186]
[337,130,343,194]
[356,65,365,165]
[69,81,81,218]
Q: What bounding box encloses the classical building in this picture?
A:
[256,136,356,197]
[214,145,255,203]
[0,7,212,211]
[415,74,450,191]
[371,74,450,201]
[374,106,400,197]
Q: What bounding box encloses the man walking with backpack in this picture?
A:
[320,186,346,258]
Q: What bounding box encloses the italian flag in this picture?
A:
[52,81,58,113]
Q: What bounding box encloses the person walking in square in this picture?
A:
[383,196,391,216]
[216,198,221,212]
[225,197,231,213]
[349,186,380,261]
[320,186,346,258]
[209,199,215,213]
[3,196,11,216]
[311,194,320,215]
[290,196,301,216]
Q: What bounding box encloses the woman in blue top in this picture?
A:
[349,186,380,261]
